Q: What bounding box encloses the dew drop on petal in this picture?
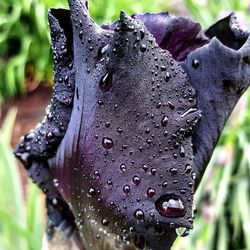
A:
[99,72,113,92]
[161,116,169,127]
[192,59,200,69]
[101,218,109,226]
[133,175,141,185]
[88,187,96,197]
[120,164,127,173]
[102,137,113,149]
[185,164,192,174]
[134,209,145,220]
[155,196,186,217]
[147,187,156,198]
[140,44,147,52]
[123,185,130,194]
[176,227,189,237]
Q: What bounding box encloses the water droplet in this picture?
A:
[162,181,168,188]
[170,168,178,174]
[94,170,100,178]
[185,164,192,174]
[99,72,113,92]
[123,185,130,194]
[161,116,169,127]
[98,44,109,58]
[180,146,185,157]
[146,139,152,144]
[176,227,189,237]
[181,108,198,118]
[192,59,200,68]
[149,212,155,218]
[151,168,156,175]
[53,178,59,187]
[192,172,197,180]
[79,31,83,40]
[156,102,162,109]
[142,164,148,172]
[107,179,113,186]
[155,196,186,217]
[140,44,147,52]
[120,164,127,173]
[88,187,96,197]
[105,121,111,128]
[165,72,171,82]
[25,132,35,141]
[168,101,175,109]
[160,66,166,71]
[134,209,145,220]
[102,137,113,149]
[180,189,186,194]
[46,131,54,140]
[133,175,141,185]
[117,127,123,134]
[129,226,136,233]
[147,187,156,198]
[101,218,109,226]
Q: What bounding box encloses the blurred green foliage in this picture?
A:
[0,0,168,101]
[183,0,250,27]
[0,110,44,250]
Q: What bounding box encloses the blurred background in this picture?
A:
[0,0,250,249]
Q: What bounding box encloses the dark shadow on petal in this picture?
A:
[205,13,249,50]
[49,9,73,55]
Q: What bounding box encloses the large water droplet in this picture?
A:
[102,137,113,149]
[192,59,200,69]
[155,195,186,217]
[147,187,156,198]
[134,209,145,220]
[176,227,189,237]
[99,72,113,92]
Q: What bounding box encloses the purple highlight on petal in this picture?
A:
[103,12,209,61]
[133,13,209,61]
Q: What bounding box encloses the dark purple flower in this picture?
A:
[14,1,250,249]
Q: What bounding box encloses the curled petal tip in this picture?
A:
[119,10,127,19]
[68,0,89,16]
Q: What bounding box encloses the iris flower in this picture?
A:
[14,0,250,249]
